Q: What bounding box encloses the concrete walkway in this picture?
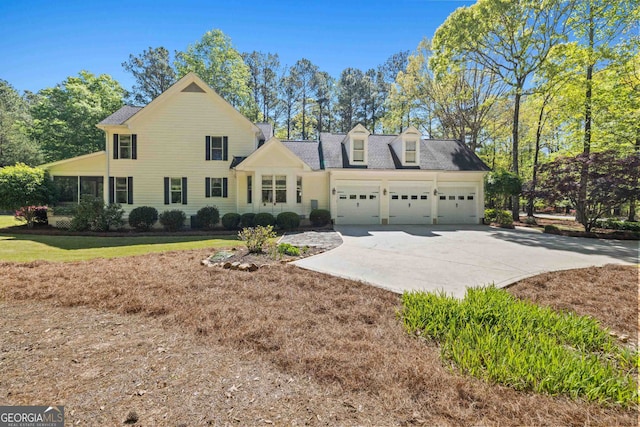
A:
[293,225,639,298]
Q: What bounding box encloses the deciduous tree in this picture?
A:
[122,46,176,105]
[0,80,42,166]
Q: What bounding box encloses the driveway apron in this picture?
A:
[293,225,639,298]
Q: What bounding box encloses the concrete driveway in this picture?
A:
[293,225,639,298]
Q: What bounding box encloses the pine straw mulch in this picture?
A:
[0,251,637,426]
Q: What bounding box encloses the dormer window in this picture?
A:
[405,140,417,163]
[353,139,365,162]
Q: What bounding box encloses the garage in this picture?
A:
[437,187,478,224]
[389,184,432,224]
[336,185,380,225]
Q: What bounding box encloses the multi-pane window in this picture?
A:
[262,175,273,203]
[211,137,224,160]
[115,177,128,204]
[275,175,286,203]
[247,176,253,204]
[262,175,287,203]
[119,135,132,159]
[210,178,223,197]
[353,139,365,162]
[171,178,182,204]
[296,176,302,204]
[405,140,417,163]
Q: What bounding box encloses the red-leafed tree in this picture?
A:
[534,151,640,232]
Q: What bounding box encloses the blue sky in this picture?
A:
[0,0,475,94]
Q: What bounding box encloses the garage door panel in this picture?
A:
[336,186,380,225]
[389,186,431,224]
[437,187,477,224]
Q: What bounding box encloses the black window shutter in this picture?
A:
[164,177,170,205]
[108,177,115,204]
[127,177,133,204]
[182,177,188,204]
[131,134,137,160]
[205,177,211,198]
[223,136,228,161]
[205,136,211,161]
[113,134,119,159]
[222,177,228,198]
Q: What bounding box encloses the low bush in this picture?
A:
[128,206,158,231]
[221,212,241,230]
[70,196,124,232]
[484,208,512,226]
[309,209,331,227]
[254,212,276,227]
[402,287,637,405]
[544,224,560,234]
[596,219,640,233]
[276,211,300,230]
[159,209,186,232]
[238,225,276,253]
[277,243,301,256]
[197,206,220,230]
[15,206,48,228]
[240,212,256,228]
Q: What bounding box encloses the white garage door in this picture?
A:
[336,186,380,225]
[389,185,432,224]
[437,187,477,224]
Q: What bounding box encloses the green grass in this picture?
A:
[0,215,21,229]
[402,287,638,406]
[0,215,241,262]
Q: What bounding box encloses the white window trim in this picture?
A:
[351,137,367,164]
[404,139,418,164]
[261,174,287,204]
[210,177,223,198]
[210,136,225,161]
[170,177,182,204]
[115,177,128,204]
[119,134,132,159]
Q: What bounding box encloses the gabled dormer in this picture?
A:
[344,124,370,166]
[391,126,421,167]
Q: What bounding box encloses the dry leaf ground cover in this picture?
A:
[0,249,637,426]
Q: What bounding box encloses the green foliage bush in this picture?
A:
[159,209,186,232]
[197,206,220,230]
[0,163,55,211]
[402,287,638,405]
[596,219,640,233]
[309,209,331,227]
[277,243,300,256]
[70,196,124,231]
[240,212,256,228]
[254,212,276,227]
[276,211,300,230]
[484,208,512,226]
[221,212,241,230]
[14,206,48,228]
[128,206,158,231]
[544,224,560,234]
[238,225,276,253]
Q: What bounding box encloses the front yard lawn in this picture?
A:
[0,233,240,262]
[0,253,636,426]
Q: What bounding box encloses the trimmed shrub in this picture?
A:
[254,212,276,227]
[238,225,276,253]
[221,212,241,230]
[484,208,512,226]
[309,209,331,227]
[544,224,560,234]
[128,206,158,231]
[276,211,300,230]
[69,196,124,232]
[15,206,48,228]
[596,219,640,233]
[484,208,497,223]
[240,212,256,228]
[159,209,186,232]
[197,206,220,230]
[278,243,300,256]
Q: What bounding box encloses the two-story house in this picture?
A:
[42,73,489,227]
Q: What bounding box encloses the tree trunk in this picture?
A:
[511,87,522,222]
[527,96,548,217]
[578,5,595,227]
[629,134,640,221]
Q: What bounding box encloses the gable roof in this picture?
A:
[40,150,106,169]
[317,132,488,171]
[234,137,313,171]
[98,106,143,125]
[282,140,322,170]
[256,123,273,141]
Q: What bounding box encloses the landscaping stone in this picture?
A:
[230,262,241,270]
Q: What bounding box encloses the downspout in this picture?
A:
[105,130,110,205]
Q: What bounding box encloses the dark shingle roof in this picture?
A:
[98,105,143,125]
[230,156,247,168]
[317,133,488,171]
[282,141,321,170]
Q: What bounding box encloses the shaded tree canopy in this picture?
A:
[0,80,43,166]
[122,46,176,105]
